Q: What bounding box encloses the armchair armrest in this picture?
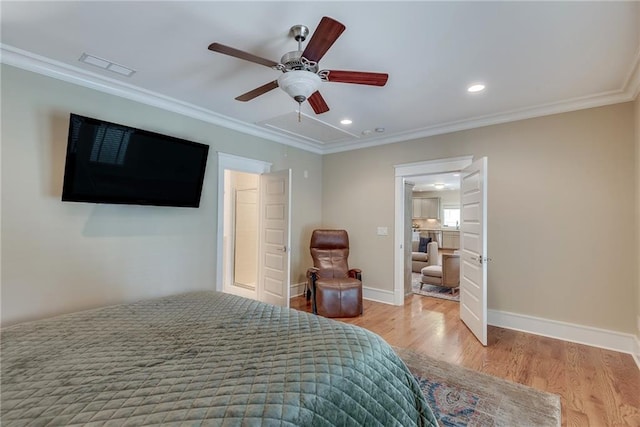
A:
[306,267,319,308]
[348,268,362,280]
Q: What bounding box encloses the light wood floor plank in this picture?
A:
[290,294,640,427]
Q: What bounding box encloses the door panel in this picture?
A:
[459,157,488,346]
[259,169,291,307]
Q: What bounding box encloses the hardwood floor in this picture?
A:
[290,294,640,427]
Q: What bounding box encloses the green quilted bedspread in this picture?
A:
[1,291,438,426]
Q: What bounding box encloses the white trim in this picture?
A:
[0,44,323,154]
[362,286,395,305]
[2,43,638,156]
[395,156,475,178]
[489,309,640,364]
[622,46,640,100]
[322,89,633,154]
[633,336,640,370]
[393,157,474,306]
[290,282,306,298]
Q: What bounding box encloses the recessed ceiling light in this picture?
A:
[375,127,385,133]
[433,183,445,190]
[453,173,460,177]
[467,84,485,93]
[340,119,352,125]
[362,129,372,136]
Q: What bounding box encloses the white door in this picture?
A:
[459,157,488,345]
[258,169,291,307]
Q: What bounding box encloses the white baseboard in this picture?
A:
[290,282,306,297]
[362,286,395,305]
[633,336,640,370]
[291,284,640,370]
[489,309,640,365]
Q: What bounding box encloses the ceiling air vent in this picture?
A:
[79,53,136,77]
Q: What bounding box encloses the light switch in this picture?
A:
[377,227,388,236]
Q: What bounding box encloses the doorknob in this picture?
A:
[277,246,287,252]
[470,254,490,264]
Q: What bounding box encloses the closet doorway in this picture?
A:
[216,153,292,307]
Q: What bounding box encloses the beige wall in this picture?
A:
[323,103,637,334]
[2,62,638,337]
[1,64,322,325]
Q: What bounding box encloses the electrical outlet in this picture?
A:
[377,227,388,236]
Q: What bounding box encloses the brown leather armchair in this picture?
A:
[306,229,363,318]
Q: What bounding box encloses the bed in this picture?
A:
[1,291,438,426]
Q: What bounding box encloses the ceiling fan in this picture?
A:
[208,16,389,115]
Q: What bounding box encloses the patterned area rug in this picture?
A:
[412,273,460,302]
[395,347,561,427]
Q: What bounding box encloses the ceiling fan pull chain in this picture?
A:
[298,104,301,122]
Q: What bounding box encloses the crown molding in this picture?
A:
[1,43,637,155]
[623,46,640,100]
[0,44,324,154]
[323,87,634,154]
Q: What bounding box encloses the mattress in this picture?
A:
[1,291,437,426]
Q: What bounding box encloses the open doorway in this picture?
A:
[394,155,489,346]
[217,153,271,301]
[393,156,473,305]
[223,170,259,299]
[408,173,462,299]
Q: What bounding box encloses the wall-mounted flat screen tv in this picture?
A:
[62,113,209,208]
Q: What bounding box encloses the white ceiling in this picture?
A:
[2,1,639,154]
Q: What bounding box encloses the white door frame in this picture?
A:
[216,153,271,292]
[393,156,473,305]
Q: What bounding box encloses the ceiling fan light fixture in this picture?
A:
[277,70,321,103]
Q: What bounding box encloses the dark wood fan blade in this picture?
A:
[307,91,330,114]
[208,43,278,68]
[235,80,279,102]
[325,70,389,86]
[302,17,346,63]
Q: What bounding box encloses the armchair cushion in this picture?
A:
[412,252,428,262]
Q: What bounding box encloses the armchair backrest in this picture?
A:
[310,229,350,279]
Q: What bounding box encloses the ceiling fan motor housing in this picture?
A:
[280,51,319,73]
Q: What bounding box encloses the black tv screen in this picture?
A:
[62,113,209,208]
